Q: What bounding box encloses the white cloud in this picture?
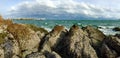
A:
[7,0,120,19]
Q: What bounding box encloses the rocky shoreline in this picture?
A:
[0,16,120,58]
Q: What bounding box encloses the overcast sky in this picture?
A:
[0,0,120,19]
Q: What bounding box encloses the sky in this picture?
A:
[0,0,120,20]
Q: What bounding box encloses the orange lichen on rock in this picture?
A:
[0,15,13,25]
[7,24,31,40]
[52,25,65,32]
[4,19,13,25]
[0,15,4,25]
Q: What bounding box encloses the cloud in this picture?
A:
[7,0,120,19]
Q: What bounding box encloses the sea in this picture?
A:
[12,20,120,35]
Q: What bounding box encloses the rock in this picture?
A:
[39,25,67,52]
[12,55,20,58]
[0,33,20,58]
[57,25,98,58]
[0,47,4,58]
[26,52,46,58]
[7,24,41,57]
[44,51,61,58]
[113,27,120,31]
[101,43,117,58]
[51,51,61,58]
[26,51,61,58]
[105,36,120,55]
[82,25,105,47]
[26,24,48,34]
[115,34,120,39]
[82,26,105,57]
[1,17,120,58]
[0,32,7,44]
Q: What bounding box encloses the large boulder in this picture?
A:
[82,26,105,47]
[105,36,120,55]
[7,24,41,57]
[0,32,20,58]
[113,27,120,31]
[101,43,117,58]
[82,26,105,57]
[39,25,67,52]
[57,25,98,58]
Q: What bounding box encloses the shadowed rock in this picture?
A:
[7,24,41,57]
[101,43,117,58]
[26,52,46,58]
[82,26,105,47]
[39,25,67,52]
[82,26,105,57]
[113,27,120,31]
[56,25,98,58]
[115,34,120,39]
[0,17,120,58]
[105,36,120,56]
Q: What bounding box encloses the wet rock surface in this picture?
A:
[113,27,120,31]
[0,17,120,58]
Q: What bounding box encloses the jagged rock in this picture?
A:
[26,52,46,58]
[1,17,120,58]
[113,27,120,31]
[82,26,105,57]
[39,25,67,52]
[101,43,117,58]
[105,36,120,55]
[7,24,41,57]
[82,26,105,47]
[57,25,98,58]
[0,32,20,58]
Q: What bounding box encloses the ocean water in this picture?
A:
[12,20,120,35]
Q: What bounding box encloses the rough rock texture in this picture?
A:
[0,46,4,58]
[7,24,41,58]
[55,25,98,58]
[0,17,48,58]
[39,25,67,52]
[68,25,98,58]
[82,26,105,47]
[82,26,106,57]
[1,16,120,58]
[105,36,120,56]
[26,52,46,58]
[101,43,117,58]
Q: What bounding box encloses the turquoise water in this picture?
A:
[13,20,120,35]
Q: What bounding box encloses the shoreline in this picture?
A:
[0,17,120,58]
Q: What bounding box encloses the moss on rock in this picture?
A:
[0,33,7,44]
[7,24,31,40]
[26,24,48,34]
